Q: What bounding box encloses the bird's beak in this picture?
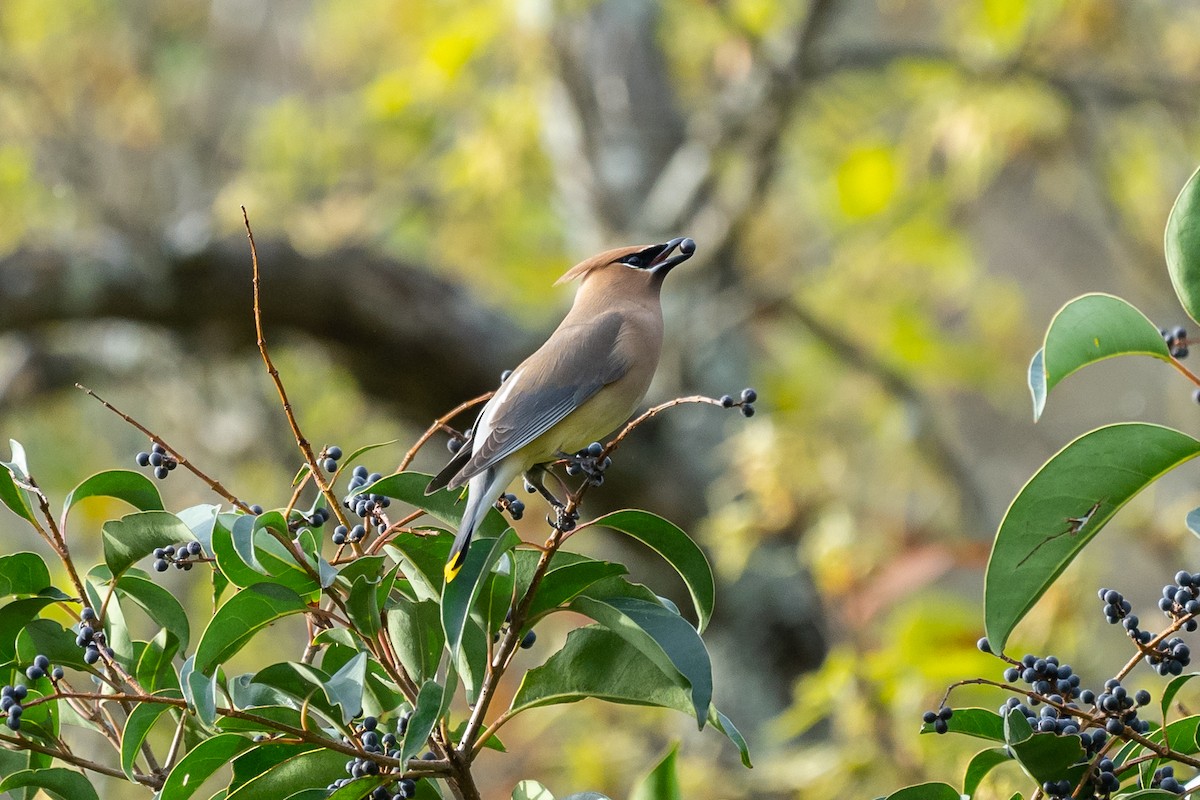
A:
[649,237,696,276]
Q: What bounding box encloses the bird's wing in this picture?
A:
[446,312,628,488]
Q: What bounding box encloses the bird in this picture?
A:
[427,236,696,583]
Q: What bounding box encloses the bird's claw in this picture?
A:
[563,442,611,486]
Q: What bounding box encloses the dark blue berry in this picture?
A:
[135,452,151,467]
[520,630,537,649]
[51,667,63,680]
[719,395,734,408]
[250,504,263,515]
[153,558,168,572]
[740,404,755,417]
[327,446,343,461]
[741,387,757,403]
[81,607,96,621]
[323,458,338,473]
[154,466,168,480]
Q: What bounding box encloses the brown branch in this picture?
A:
[75,384,253,513]
[397,391,493,472]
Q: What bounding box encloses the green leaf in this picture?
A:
[881,784,961,800]
[443,529,520,657]
[19,619,89,670]
[629,744,681,800]
[1030,294,1171,421]
[480,554,516,635]
[357,472,508,537]
[324,651,367,724]
[384,536,453,601]
[1166,164,1200,324]
[512,782,556,800]
[136,629,181,692]
[0,595,61,663]
[0,553,51,597]
[160,733,256,800]
[510,626,748,765]
[216,705,310,734]
[0,447,35,524]
[1003,709,1085,784]
[386,598,443,684]
[985,423,1200,650]
[121,691,182,780]
[116,574,191,652]
[569,595,712,726]
[963,748,1010,798]
[455,616,489,706]
[401,664,456,765]
[194,583,307,675]
[561,794,611,800]
[347,575,381,639]
[226,745,347,800]
[103,511,195,579]
[0,769,100,800]
[180,655,218,727]
[1122,793,1189,799]
[63,469,164,522]
[919,708,1005,742]
[244,663,340,722]
[525,559,626,621]
[320,777,389,800]
[588,510,715,631]
[1162,673,1199,718]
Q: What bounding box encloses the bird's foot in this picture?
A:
[546,505,579,533]
[563,442,611,487]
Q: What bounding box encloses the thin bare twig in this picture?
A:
[397,391,493,472]
[75,384,252,513]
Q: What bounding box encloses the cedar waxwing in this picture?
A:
[428,237,696,582]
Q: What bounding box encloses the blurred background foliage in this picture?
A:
[3,0,1200,797]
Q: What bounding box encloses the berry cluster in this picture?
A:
[1152,765,1185,794]
[920,706,953,734]
[321,445,344,475]
[0,683,29,732]
[325,715,419,799]
[135,442,177,480]
[565,442,610,487]
[719,387,758,418]
[342,465,390,537]
[23,653,63,684]
[1161,325,1189,359]
[496,492,525,521]
[152,541,204,573]
[76,607,111,665]
[292,506,331,533]
[1159,572,1200,632]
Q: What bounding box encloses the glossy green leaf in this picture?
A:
[19,619,89,670]
[881,784,961,800]
[918,708,1004,742]
[512,782,556,800]
[324,651,367,723]
[561,794,610,800]
[347,575,381,639]
[0,445,35,524]
[116,574,191,651]
[525,559,627,621]
[443,529,520,657]
[121,690,182,780]
[0,769,100,800]
[63,469,163,522]
[963,748,1010,798]
[570,595,711,726]
[480,553,516,634]
[0,553,51,597]
[1162,673,1199,718]
[1123,792,1188,799]
[384,535,453,602]
[1029,294,1171,421]
[386,598,443,684]
[357,472,508,537]
[1003,708,1085,784]
[103,511,195,578]
[160,733,256,800]
[180,655,218,727]
[401,664,456,765]
[137,629,181,692]
[245,662,341,723]
[194,583,307,674]
[226,745,347,800]
[510,626,749,766]
[985,423,1200,650]
[0,595,61,663]
[588,510,714,631]
[232,515,271,575]
[1166,164,1200,323]
[216,705,310,734]
[321,777,389,800]
[630,744,681,800]
[456,616,489,706]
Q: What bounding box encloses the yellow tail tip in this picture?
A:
[444,555,464,584]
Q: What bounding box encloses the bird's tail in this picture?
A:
[445,464,517,584]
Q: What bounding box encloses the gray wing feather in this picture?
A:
[447,313,627,487]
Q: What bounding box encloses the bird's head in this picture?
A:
[555,237,696,288]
